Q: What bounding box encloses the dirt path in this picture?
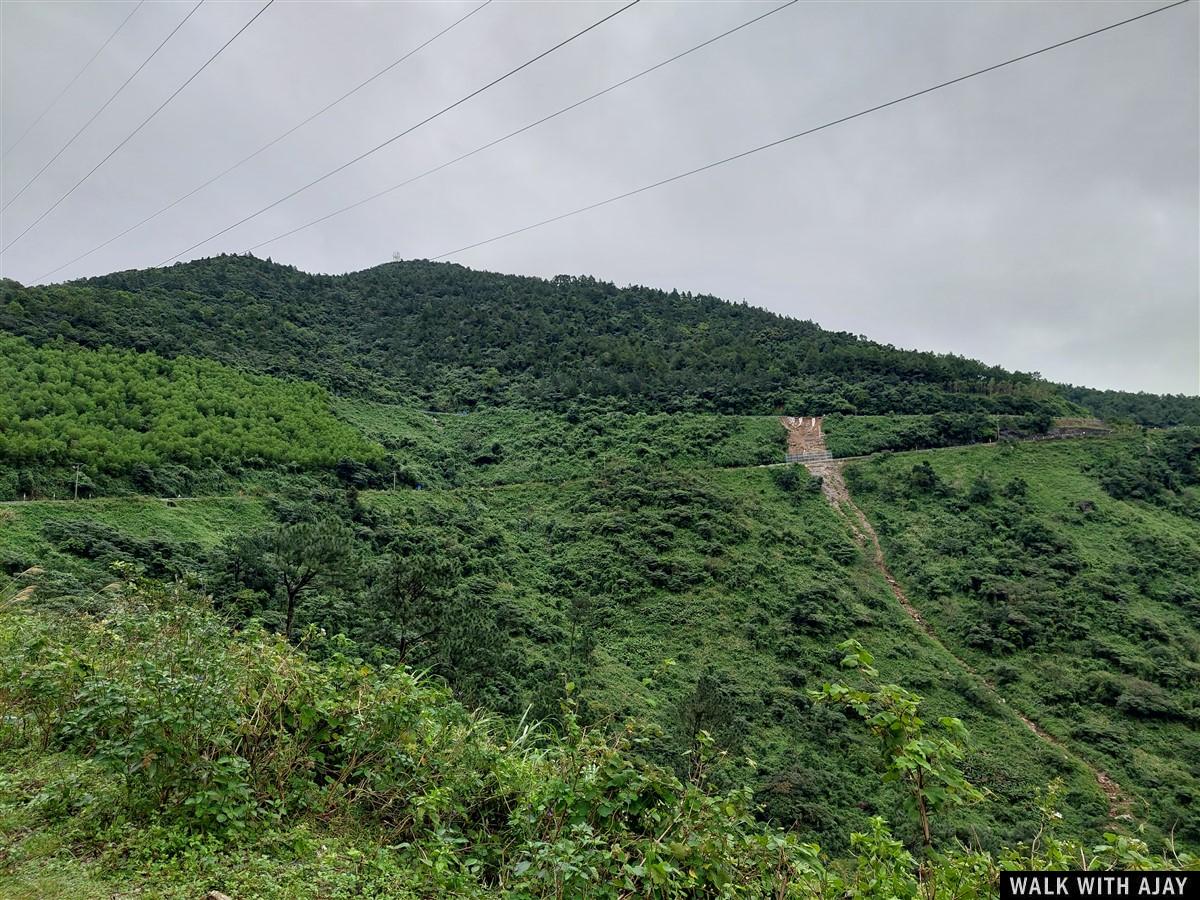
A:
[801,455,1132,822]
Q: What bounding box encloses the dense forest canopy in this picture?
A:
[0,334,380,480]
[1061,385,1200,428]
[10,254,1192,421]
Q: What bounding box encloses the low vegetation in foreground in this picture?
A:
[0,578,1193,899]
[1,459,1110,850]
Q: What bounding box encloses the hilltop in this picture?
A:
[6,255,1195,423]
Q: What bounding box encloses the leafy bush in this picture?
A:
[1,588,1191,897]
[41,519,202,579]
[908,461,944,494]
[771,464,814,495]
[1093,428,1199,505]
[1114,679,1180,720]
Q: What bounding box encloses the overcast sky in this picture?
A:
[1,0,1196,394]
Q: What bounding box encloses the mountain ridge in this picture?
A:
[5,254,1194,425]
[4,253,1168,421]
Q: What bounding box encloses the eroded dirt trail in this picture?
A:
[800,452,1131,821]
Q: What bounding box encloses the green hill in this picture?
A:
[0,257,1197,895]
[9,253,1182,420]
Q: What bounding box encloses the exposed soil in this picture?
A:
[781,416,827,456]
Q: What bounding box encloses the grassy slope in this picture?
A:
[845,438,1200,842]
[361,464,1101,849]
[0,413,1145,849]
[0,497,269,583]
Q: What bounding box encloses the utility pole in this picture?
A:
[392,470,397,491]
[72,463,82,501]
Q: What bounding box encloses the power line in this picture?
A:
[244,0,799,257]
[428,0,1191,262]
[2,1,199,213]
[2,1,146,159]
[156,0,641,268]
[2,0,275,256]
[34,0,492,283]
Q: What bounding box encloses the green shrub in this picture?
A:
[1114,679,1180,719]
[0,581,1192,896]
[771,464,811,494]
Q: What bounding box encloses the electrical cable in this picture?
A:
[2,0,275,255]
[3,0,199,212]
[3,0,146,159]
[155,0,641,267]
[426,0,1190,262]
[244,0,799,256]
[34,0,492,281]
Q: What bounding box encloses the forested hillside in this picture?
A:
[7,253,1179,420]
[5,404,1197,847]
[2,443,1105,849]
[2,256,1198,896]
[1062,385,1200,428]
[334,400,786,485]
[0,334,381,499]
